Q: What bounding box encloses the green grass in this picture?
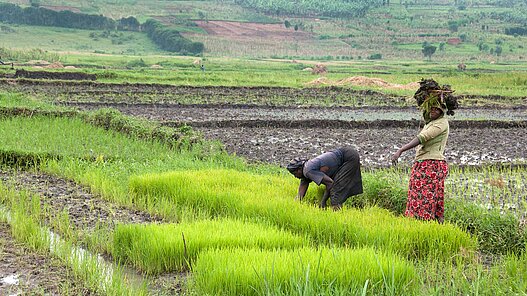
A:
[0,24,164,56]
[2,1,527,61]
[192,247,417,296]
[0,94,526,295]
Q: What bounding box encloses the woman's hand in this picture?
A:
[391,150,401,165]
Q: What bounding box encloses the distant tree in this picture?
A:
[495,46,503,56]
[422,44,437,61]
[294,24,298,31]
[439,42,445,51]
[477,41,489,51]
[117,16,140,31]
[284,20,291,28]
[29,0,40,8]
[448,20,459,32]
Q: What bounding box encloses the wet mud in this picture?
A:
[0,170,185,295]
[1,79,526,107]
[0,223,96,295]
[0,170,162,231]
[69,103,527,168]
[12,69,96,81]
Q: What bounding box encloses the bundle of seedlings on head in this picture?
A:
[414,78,459,120]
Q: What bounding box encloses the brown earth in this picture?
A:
[12,69,96,81]
[67,103,526,168]
[40,5,81,13]
[2,80,525,108]
[307,76,421,90]
[194,20,312,41]
[0,170,162,231]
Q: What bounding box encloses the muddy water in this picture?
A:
[71,103,527,122]
[195,126,526,168]
[0,170,185,295]
[0,222,97,295]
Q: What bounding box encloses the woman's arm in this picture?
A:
[319,175,334,208]
[391,137,420,165]
[295,181,310,200]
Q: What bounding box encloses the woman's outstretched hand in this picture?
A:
[391,151,401,166]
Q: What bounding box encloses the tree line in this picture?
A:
[233,0,385,18]
[0,3,139,30]
[143,19,204,55]
[0,3,203,55]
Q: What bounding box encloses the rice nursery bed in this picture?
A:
[0,85,526,295]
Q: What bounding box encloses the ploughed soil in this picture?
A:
[1,79,526,107]
[194,20,313,41]
[0,80,525,294]
[0,222,96,295]
[0,170,161,231]
[69,103,527,168]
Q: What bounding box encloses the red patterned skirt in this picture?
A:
[405,160,448,221]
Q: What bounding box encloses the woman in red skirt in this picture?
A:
[391,79,458,223]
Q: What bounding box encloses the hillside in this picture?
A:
[0,0,526,61]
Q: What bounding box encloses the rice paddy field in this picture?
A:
[0,55,526,295]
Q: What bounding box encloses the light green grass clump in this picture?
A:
[113,219,310,274]
[192,247,417,296]
[129,169,476,260]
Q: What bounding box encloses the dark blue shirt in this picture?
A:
[301,149,344,185]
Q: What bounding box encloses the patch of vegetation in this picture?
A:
[143,19,204,55]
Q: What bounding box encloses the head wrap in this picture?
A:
[414,79,458,120]
[286,157,307,174]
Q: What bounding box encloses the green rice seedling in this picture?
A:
[446,198,525,255]
[192,247,417,296]
[498,252,527,293]
[129,169,476,260]
[113,219,310,274]
[418,249,527,295]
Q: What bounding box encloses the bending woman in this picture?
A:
[287,147,363,211]
[391,79,458,223]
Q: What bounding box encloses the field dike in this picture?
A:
[129,169,477,261]
[3,79,526,107]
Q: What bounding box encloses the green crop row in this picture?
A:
[113,219,309,274]
[192,247,416,296]
[129,169,476,260]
